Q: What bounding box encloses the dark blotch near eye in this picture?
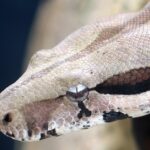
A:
[103,110,129,122]
[3,113,13,125]
[77,112,83,119]
[77,101,91,119]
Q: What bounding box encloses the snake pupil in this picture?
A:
[66,84,89,102]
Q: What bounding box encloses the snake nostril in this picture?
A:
[3,112,13,125]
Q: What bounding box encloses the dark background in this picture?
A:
[0,0,40,149]
[133,116,150,150]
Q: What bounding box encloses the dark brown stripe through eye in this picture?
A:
[93,67,150,95]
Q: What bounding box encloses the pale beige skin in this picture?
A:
[0,2,150,142]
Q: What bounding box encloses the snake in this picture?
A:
[0,2,150,142]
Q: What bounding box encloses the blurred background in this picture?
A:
[0,0,149,150]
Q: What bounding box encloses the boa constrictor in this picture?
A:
[0,2,150,142]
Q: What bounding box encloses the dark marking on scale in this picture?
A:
[42,122,48,130]
[6,131,15,138]
[47,129,59,136]
[82,124,91,129]
[103,110,129,122]
[146,111,150,114]
[27,129,32,137]
[40,133,46,140]
[77,101,91,119]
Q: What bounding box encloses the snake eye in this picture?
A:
[66,84,89,102]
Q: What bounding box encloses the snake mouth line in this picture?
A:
[91,67,150,95]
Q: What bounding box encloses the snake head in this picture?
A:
[0,2,150,141]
